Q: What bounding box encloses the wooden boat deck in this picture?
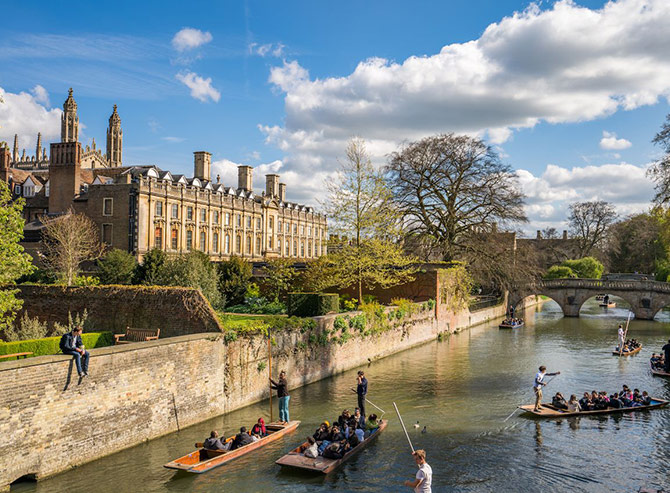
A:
[518,398,668,418]
[164,420,300,473]
[651,362,670,378]
[613,345,642,356]
[275,419,388,474]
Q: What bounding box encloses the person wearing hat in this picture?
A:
[533,365,560,412]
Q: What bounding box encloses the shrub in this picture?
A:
[333,316,348,331]
[97,249,138,284]
[426,299,436,310]
[560,257,604,279]
[135,248,168,285]
[349,314,366,332]
[155,250,222,308]
[73,275,100,286]
[257,361,267,372]
[544,265,577,280]
[2,312,48,342]
[391,298,417,319]
[52,309,92,337]
[0,331,114,358]
[217,256,253,306]
[362,294,377,304]
[338,294,357,312]
[287,292,339,317]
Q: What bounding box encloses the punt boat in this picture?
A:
[499,321,524,329]
[612,345,642,356]
[275,419,388,474]
[164,420,300,473]
[650,361,670,378]
[599,302,616,308]
[518,398,669,418]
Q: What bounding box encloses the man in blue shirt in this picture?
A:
[59,328,89,377]
[533,365,560,412]
[357,371,368,417]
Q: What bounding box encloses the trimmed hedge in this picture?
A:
[287,292,339,317]
[0,332,114,358]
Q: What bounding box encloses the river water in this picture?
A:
[14,298,670,493]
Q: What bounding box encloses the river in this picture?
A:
[13,297,670,492]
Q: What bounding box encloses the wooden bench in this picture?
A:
[0,352,33,360]
[114,327,160,345]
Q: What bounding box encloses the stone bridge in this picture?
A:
[509,278,670,320]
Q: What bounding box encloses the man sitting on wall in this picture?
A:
[59,327,90,377]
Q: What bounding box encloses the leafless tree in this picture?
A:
[386,133,527,262]
[568,201,617,257]
[647,114,670,204]
[39,211,104,285]
[541,227,559,239]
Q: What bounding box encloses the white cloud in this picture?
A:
[172,28,213,52]
[162,136,185,143]
[0,86,61,150]
[517,161,654,234]
[600,130,632,150]
[261,0,670,208]
[31,85,49,106]
[249,42,285,58]
[176,71,220,103]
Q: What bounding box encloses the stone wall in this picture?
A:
[0,298,524,490]
[15,285,223,338]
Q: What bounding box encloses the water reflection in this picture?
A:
[12,298,670,493]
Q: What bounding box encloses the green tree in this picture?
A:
[260,257,299,302]
[544,265,577,280]
[97,249,137,284]
[217,256,252,306]
[134,248,168,285]
[0,181,35,334]
[155,250,222,308]
[606,212,664,275]
[324,138,417,302]
[647,114,670,204]
[560,257,604,279]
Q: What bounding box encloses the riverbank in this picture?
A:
[0,296,539,490]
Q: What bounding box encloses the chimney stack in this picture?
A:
[0,145,10,184]
[536,230,541,239]
[238,165,253,191]
[562,230,568,240]
[193,151,212,181]
[279,182,286,202]
[265,174,279,197]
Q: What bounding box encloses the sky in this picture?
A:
[1,0,670,236]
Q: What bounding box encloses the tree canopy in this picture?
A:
[568,200,617,257]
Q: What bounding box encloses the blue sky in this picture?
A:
[1,0,670,234]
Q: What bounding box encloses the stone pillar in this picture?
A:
[265,174,279,197]
[562,230,568,240]
[193,151,212,181]
[279,183,286,202]
[238,165,252,191]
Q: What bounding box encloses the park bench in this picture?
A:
[0,352,33,360]
[114,327,160,345]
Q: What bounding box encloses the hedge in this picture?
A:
[287,292,339,317]
[0,332,114,358]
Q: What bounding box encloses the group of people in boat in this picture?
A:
[550,386,652,411]
[203,417,269,451]
[650,353,666,371]
[501,318,523,326]
[303,408,380,460]
[615,338,640,354]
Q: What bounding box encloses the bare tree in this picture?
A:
[386,133,527,262]
[39,211,103,285]
[541,227,559,239]
[568,201,617,257]
[647,114,670,204]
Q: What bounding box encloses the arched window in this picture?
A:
[293,241,297,257]
[246,235,252,254]
[285,240,289,256]
[300,241,305,257]
[186,230,193,250]
[225,234,230,254]
[200,231,206,251]
[213,232,219,253]
[256,235,261,255]
[171,229,178,250]
[236,235,241,253]
[155,227,162,249]
[308,241,312,257]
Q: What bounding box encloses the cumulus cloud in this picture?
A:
[261,0,670,203]
[516,161,654,233]
[600,130,632,150]
[0,85,61,150]
[249,42,285,58]
[172,28,213,52]
[176,71,220,102]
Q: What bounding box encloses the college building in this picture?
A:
[0,89,327,262]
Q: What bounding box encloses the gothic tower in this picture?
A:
[61,88,79,143]
[35,132,42,161]
[106,104,122,167]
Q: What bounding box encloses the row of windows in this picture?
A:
[153,227,323,257]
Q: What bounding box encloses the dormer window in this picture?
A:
[14,185,21,195]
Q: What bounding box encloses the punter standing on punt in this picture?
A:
[617,324,625,351]
[533,366,560,412]
[403,449,432,492]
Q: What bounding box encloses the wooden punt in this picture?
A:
[612,345,642,356]
[599,302,616,308]
[650,361,670,378]
[595,294,605,301]
[518,398,669,418]
[499,321,524,329]
[164,420,300,473]
[275,419,388,474]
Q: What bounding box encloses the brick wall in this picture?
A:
[15,285,223,338]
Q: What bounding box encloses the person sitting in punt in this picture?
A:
[567,395,581,412]
[329,424,345,443]
[303,436,319,458]
[642,391,652,405]
[364,413,380,437]
[338,409,351,429]
[203,430,228,450]
[609,393,623,408]
[353,407,366,429]
[322,442,345,460]
[313,422,330,442]
[230,426,254,450]
[579,392,593,411]
[250,418,267,438]
[552,392,568,410]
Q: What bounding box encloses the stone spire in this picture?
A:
[106,104,122,167]
[61,88,79,143]
[12,134,18,163]
[35,133,42,161]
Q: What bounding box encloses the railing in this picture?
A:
[469,295,504,312]
[521,278,670,294]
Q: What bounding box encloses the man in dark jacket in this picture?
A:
[59,328,89,377]
[663,339,670,373]
[230,427,253,450]
[357,371,368,417]
[203,431,227,450]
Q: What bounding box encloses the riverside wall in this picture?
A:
[0,296,539,490]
